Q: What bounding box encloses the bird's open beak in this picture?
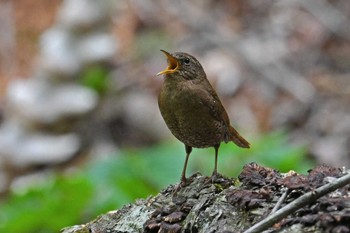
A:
[157,50,179,76]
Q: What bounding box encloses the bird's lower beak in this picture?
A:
[157,50,179,76]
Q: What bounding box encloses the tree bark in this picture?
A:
[61,163,350,233]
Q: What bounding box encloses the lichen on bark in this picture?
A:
[61,163,350,233]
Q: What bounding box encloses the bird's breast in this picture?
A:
[158,81,226,148]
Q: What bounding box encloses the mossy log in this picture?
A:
[61,163,350,233]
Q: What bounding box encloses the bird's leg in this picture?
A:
[181,145,192,186]
[211,144,220,182]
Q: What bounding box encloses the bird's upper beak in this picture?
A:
[157,50,179,76]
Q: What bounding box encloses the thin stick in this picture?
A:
[243,172,350,233]
[270,188,290,214]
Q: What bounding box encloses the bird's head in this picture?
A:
[157,50,205,81]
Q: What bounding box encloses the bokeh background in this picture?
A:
[1,0,350,232]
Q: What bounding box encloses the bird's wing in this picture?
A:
[189,80,231,126]
[189,80,250,148]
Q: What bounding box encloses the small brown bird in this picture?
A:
[157,50,250,185]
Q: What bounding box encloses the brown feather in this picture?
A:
[229,126,250,148]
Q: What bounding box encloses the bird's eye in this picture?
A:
[183,58,190,64]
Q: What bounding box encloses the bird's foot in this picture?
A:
[171,177,189,194]
[180,176,191,187]
[210,171,226,184]
[211,171,218,183]
[177,173,200,189]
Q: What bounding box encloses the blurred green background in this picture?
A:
[1,0,350,232]
[0,132,312,233]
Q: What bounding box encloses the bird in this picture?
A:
[157,50,250,186]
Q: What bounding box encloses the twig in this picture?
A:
[270,188,290,214]
[243,172,350,233]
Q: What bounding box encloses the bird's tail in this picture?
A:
[229,126,250,148]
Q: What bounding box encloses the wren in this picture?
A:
[157,50,250,186]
